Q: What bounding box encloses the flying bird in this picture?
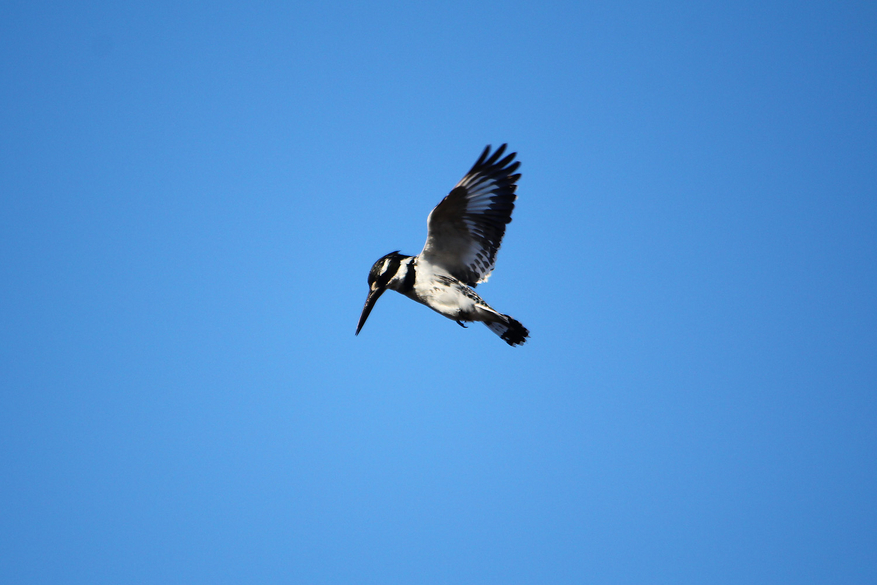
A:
[356,144,529,346]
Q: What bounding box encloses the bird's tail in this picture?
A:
[485,315,529,347]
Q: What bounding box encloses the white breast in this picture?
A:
[410,260,479,319]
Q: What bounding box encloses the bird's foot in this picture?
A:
[456,320,468,328]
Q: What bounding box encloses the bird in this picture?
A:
[355,144,529,346]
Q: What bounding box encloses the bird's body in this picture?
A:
[356,145,529,346]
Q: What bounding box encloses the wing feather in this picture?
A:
[420,144,521,286]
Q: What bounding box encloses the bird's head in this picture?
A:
[356,251,407,335]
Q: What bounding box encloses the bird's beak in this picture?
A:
[355,286,385,335]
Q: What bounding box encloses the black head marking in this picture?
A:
[368,251,407,290]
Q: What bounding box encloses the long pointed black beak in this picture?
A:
[355,286,385,335]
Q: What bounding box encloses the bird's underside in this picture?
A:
[406,266,528,346]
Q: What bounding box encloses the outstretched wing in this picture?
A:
[419,144,521,286]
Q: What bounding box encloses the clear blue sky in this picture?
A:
[2,1,876,583]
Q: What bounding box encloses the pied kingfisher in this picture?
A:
[356,144,529,346]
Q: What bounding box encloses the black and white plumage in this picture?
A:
[356,144,529,346]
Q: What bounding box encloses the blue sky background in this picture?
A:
[2,1,876,583]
